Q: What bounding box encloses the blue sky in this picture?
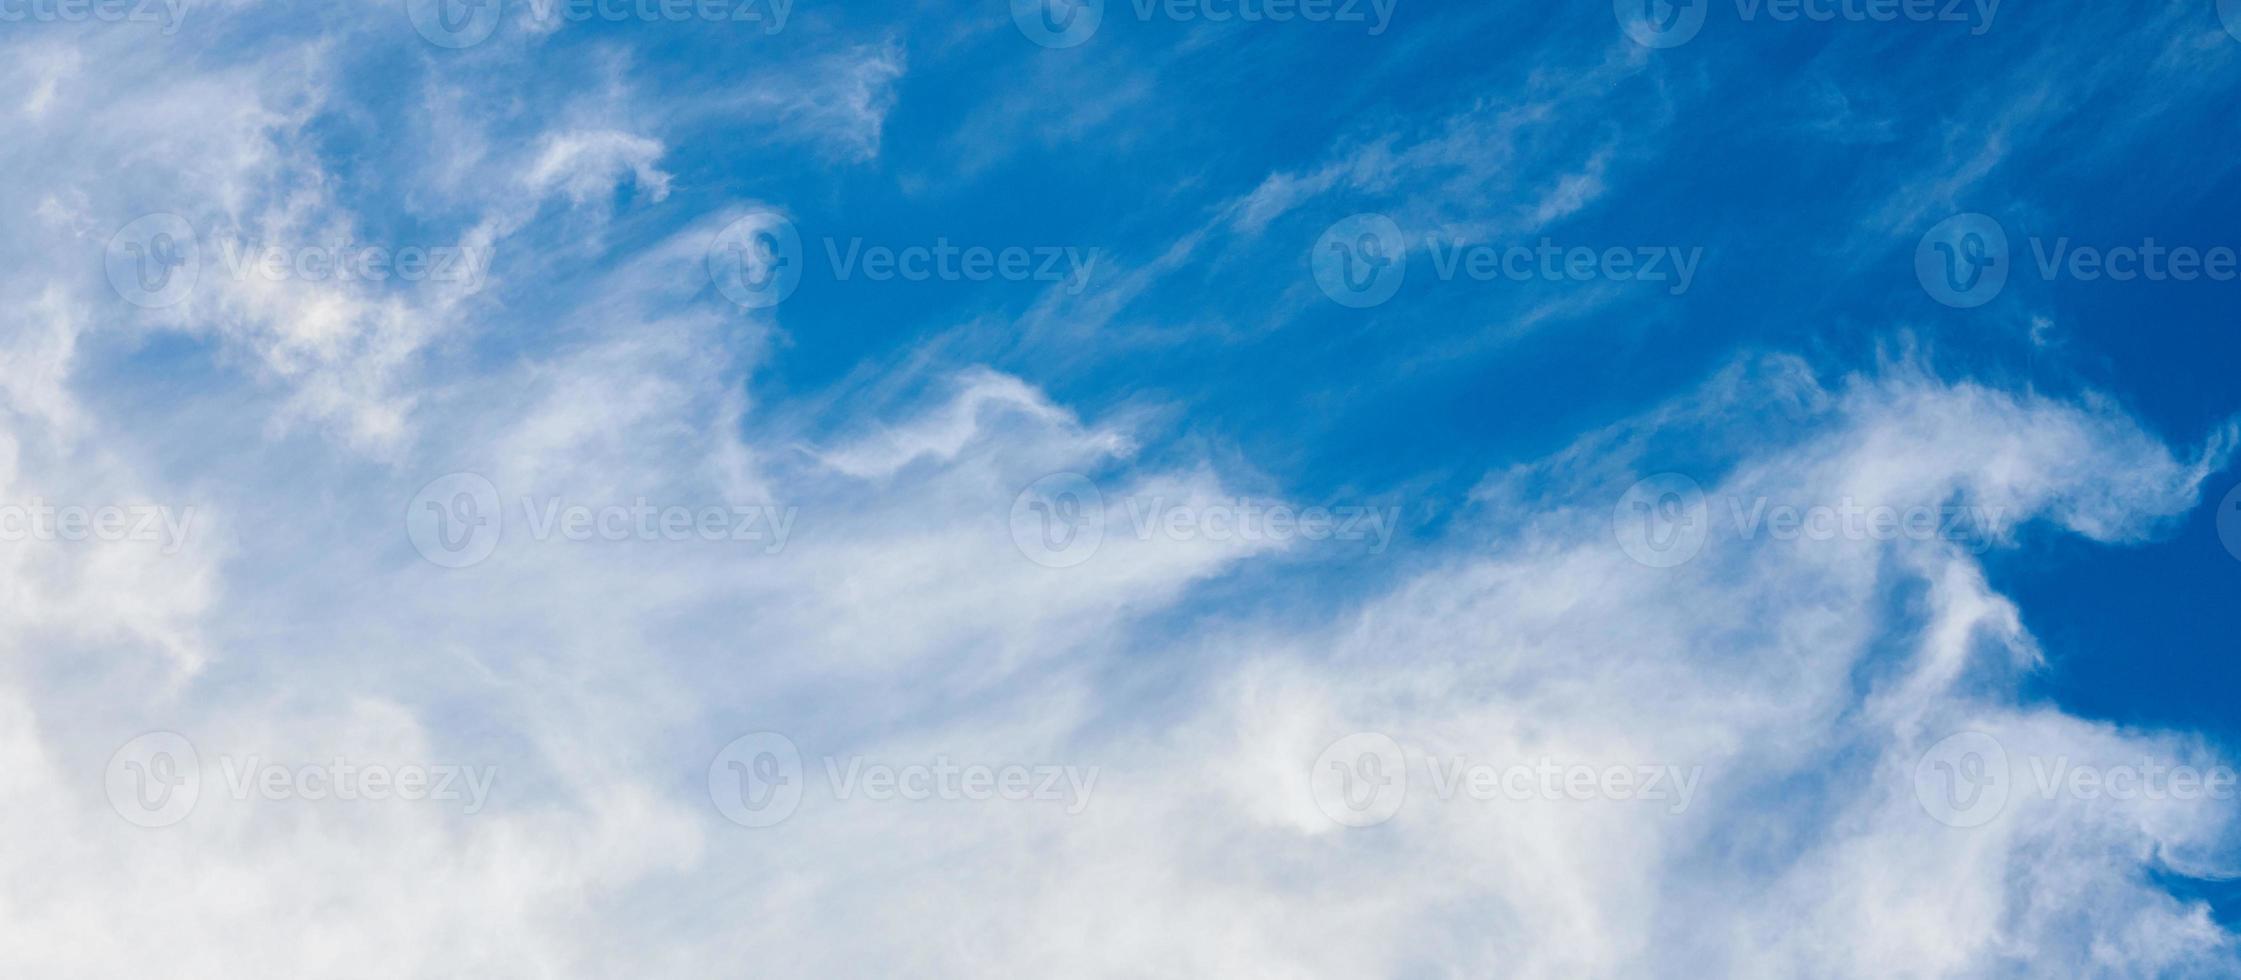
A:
[5,0,2241,974]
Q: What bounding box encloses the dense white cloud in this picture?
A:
[8,314,2235,976]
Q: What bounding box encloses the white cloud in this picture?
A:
[524,129,674,207]
[6,312,2235,974]
[1,9,2235,980]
